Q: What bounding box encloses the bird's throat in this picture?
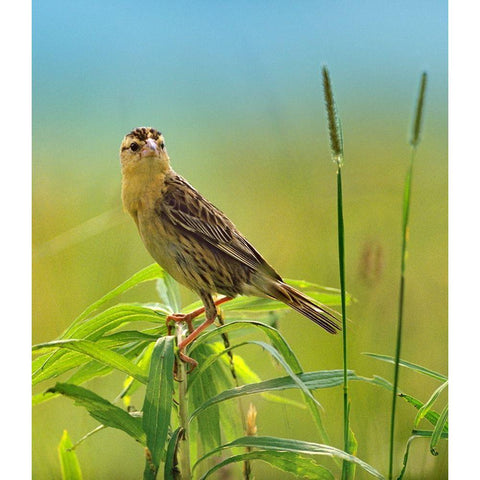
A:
[121,160,167,222]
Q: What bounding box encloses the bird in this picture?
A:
[120,127,340,366]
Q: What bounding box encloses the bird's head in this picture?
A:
[120,127,170,174]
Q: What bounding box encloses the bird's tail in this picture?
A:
[267,281,341,334]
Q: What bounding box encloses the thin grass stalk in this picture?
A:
[321,66,350,478]
[176,324,192,480]
[388,72,427,480]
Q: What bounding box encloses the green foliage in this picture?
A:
[32,72,447,479]
[33,263,446,479]
[142,337,175,478]
[58,430,83,480]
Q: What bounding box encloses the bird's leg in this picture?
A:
[176,293,221,370]
[166,295,232,335]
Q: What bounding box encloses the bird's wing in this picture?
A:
[157,173,281,280]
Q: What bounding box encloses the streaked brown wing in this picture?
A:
[156,173,281,281]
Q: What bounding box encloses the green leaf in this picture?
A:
[64,264,166,333]
[33,339,148,384]
[430,405,448,455]
[63,304,166,342]
[164,427,183,480]
[48,383,146,444]
[189,344,223,452]
[156,274,181,312]
[183,279,346,317]
[58,430,83,480]
[414,380,448,427]
[355,374,449,433]
[194,436,385,479]
[232,351,305,409]
[208,340,321,412]
[142,337,175,476]
[398,430,448,480]
[33,351,90,386]
[363,353,447,382]
[190,320,303,374]
[397,435,418,480]
[198,450,335,480]
[342,412,358,480]
[399,393,448,432]
[33,305,164,383]
[190,369,358,421]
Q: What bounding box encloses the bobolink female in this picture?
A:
[120,127,339,365]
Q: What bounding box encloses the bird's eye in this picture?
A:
[130,142,139,152]
[160,142,165,150]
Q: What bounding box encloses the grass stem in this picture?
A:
[176,325,192,480]
[388,72,427,480]
[322,66,350,478]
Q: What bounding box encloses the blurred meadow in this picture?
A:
[33,1,447,479]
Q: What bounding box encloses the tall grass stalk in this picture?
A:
[321,66,350,478]
[176,323,192,480]
[388,72,427,480]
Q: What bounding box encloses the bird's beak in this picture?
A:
[141,138,159,157]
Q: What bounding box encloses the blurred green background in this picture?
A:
[33,1,447,478]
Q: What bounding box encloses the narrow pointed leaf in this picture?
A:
[399,393,448,432]
[58,430,83,480]
[164,427,183,480]
[65,264,166,332]
[189,343,223,452]
[198,450,335,480]
[414,380,448,427]
[430,405,448,455]
[48,383,146,444]
[33,339,148,384]
[142,336,175,475]
[194,436,384,479]
[33,305,164,383]
[363,353,447,382]
[190,369,358,420]
[156,274,181,312]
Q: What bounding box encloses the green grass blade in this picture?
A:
[231,351,305,408]
[189,320,303,373]
[64,304,166,341]
[190,369,358,420]
[33,305,165,383]
[363,353,446,382]
[33,339,148,384]
[188,319,333,435]
[58,430,83,480]
[64,264,166,333]
[33,342,147,394]
[48,383,146,444]
[183,279,346,315]
[142,336,175,477]
[156,274,181,312]
[198,450,335,480]
[429,404,448,455]
[399,393,448,432]
[194,436,384,479]
[389,72,428,480]
[164,427,183,480]
[354,374,449,433]
[410,72,428,147]
[414,380,448,427]
[33,350,89,386]
[397,435,418,480]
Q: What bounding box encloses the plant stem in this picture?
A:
[322,65,350,478]
[388,73,427,480]
[337,166,350,480]
[176,324,192,480]
[388,148,415,480]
